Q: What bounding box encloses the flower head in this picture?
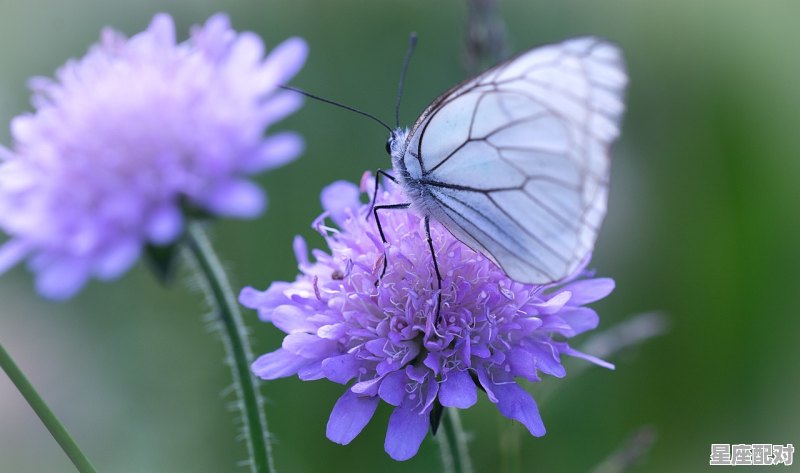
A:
[241,175,615,461]
[0,13,307,299]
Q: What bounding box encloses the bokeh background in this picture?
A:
[2,1,799,472]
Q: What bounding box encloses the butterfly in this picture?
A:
[370,36,627,300]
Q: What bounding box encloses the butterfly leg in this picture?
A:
[372,202,411,285]
[366,169,398,221]
[424,215,443,322]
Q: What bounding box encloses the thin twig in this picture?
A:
[581,312,670,361]
[463,0,510,74]
[538,312,669,405]
[590,426,657,473]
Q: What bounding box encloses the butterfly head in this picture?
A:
[386,128,409,161]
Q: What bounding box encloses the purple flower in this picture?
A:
[241,175,615,461]
[0,13,307,299]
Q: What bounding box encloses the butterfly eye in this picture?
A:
[385,139,393,155]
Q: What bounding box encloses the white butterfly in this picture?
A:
[375,36,627,286]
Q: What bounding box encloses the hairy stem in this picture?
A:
[436,419,456,473]
[438,408,474,473]
[185,223,274,473]
[447,408,475,473]
[0,343,99,473]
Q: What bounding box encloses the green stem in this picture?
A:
[185,223,274,473]
[448,408,474,473]
[436,419,456,473]
[438,408,474,473]
[0,343,99,473]
[498,417,522,473]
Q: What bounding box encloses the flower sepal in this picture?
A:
[144,240,182,285]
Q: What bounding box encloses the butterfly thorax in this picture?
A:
[387,127,414,183]
[387,127,440,219]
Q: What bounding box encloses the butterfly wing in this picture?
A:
[401,37,627,284]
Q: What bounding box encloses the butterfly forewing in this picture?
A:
[400,36,627,284]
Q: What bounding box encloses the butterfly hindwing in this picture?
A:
[400,37,627,284]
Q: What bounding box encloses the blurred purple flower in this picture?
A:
[0,13,307,299]
[240,175,615,461]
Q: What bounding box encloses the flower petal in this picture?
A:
[385,403,429,461]
[243,132,304,173]
[535,291,571,314]
[0,239,30,275]
[351,376,384,396]
[378,370,407,406]
[292,235,309,267]
[508,348,540,382]
[145,13,176,46]
[227,32,264,71]
[94,238,141,280]
[493,382,546,437]
[36,259,90,300]
[282,333,336,359]
[298,361,325,380]
[559,343,615,370]
[326,390,379,445]
[239,283,292,319]
[439,369,477,409]
[271,304,316,333]
[560,307,600,335]
[203,180,265,218]
[475,364,498,403]
[146,205,183,244]
[527,342,566,378]
[251,348,307,380]
[259,89,303,123]
[321,354,361,384]
[562,278,615,305]
[260,37,308,90]
[321,180,360,226]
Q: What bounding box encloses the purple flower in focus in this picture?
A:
[0,13,307,299]
[240,175,615,461]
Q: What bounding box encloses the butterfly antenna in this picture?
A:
[395,32,418,128]
[280,85,393,133]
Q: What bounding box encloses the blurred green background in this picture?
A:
[1,1,799,472]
